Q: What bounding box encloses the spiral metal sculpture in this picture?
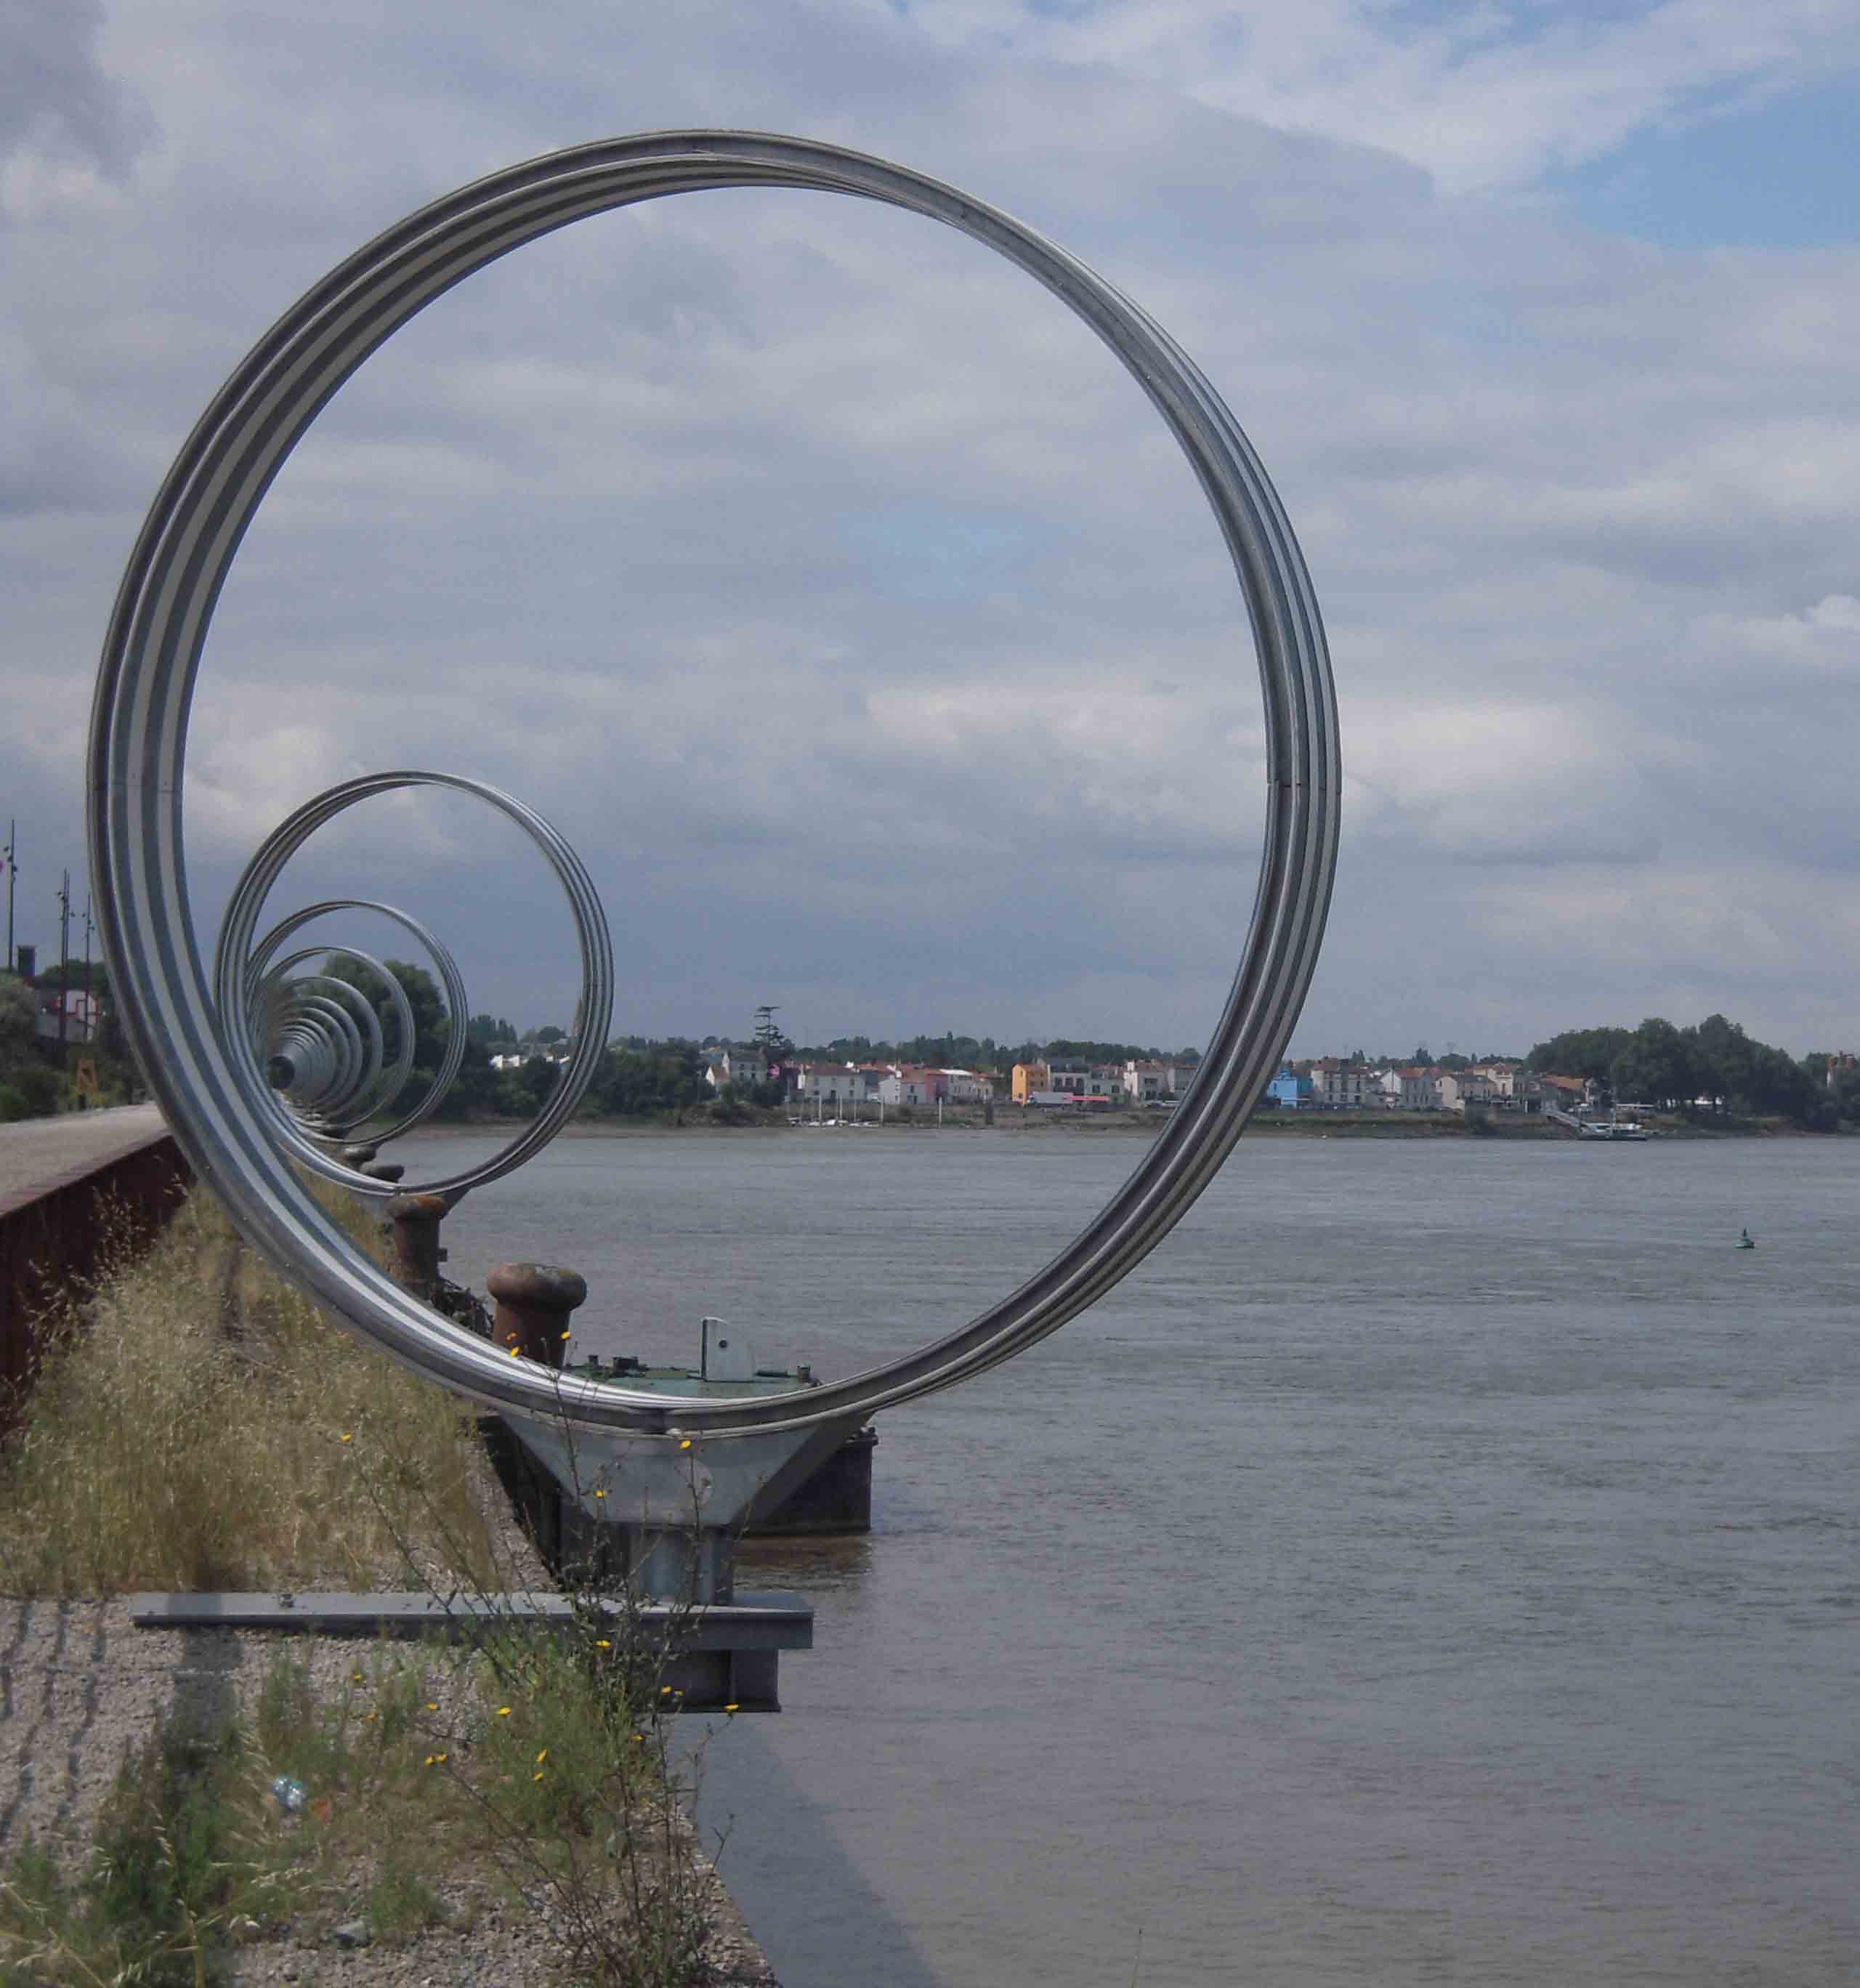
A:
[251,950,410,1134]
[89,132,1341,1444]
[232,899,461,1171]
[254,963,390,1132]
[212,772,612,1203]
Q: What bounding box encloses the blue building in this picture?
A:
[1265,1066,1311,1109]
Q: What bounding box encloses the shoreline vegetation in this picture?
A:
[0,1181,774,1987]
[413,1103,1840,1140]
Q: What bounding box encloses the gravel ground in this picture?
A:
[0,1595,778,1984]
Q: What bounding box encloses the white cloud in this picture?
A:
[2,1,1857,1055]
[862,0,1860,193]
[1705,592,1860,672]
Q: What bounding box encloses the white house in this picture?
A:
[790,1063,881,1111]
[1439,1071,1502,1112]
[879,1065,943,1107]
[1123,1059,1180,1103]
[705,1044,769,1091]
[1380,1066,1442,1110]
[1311,1060,1377,1108]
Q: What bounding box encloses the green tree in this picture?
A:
[1527,1027,1633,1084]
[323,955,452,1115]
[1828,1065,1860,1124]
[517,1055,560,1110]
[1685,1013,1754,1112]
[1611,1018,1699,1110]
[586,1041,707,1120]
[1747,1043,1819,1120]
[8,1061,64,1118]
[0,976,36,1070]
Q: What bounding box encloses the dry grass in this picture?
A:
[0,1181,732,1986]
[0,1181,498,1596]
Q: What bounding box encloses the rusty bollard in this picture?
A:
[384,1192,449,1305]
[341,1142,379,1168]
[487,1262,587,1368]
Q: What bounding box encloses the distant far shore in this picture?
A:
[402,1105,1839,1142]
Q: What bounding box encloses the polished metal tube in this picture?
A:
[90,132,1339,1437]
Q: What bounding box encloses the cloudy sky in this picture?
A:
[6,0,1858,1061]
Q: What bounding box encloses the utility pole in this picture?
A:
[57,870,72,1052]
[1,820,14,972]
[1,819,14,974]
[82,894,94,1043]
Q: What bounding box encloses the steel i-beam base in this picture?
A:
[127,1590,812,1712]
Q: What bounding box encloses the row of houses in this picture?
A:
[1010,1056,1188,1108]
[732,1049,1197,1112]
[787,1062,997,1110]
[1266,1057,1601,1116]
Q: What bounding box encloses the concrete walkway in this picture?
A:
[0,1104,166,1210]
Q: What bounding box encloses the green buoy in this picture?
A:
[1735,1227,1755,1250]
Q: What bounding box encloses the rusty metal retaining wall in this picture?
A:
[0,1129,193,1425]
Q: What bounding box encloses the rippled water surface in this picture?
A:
[411,1128,1860,1986]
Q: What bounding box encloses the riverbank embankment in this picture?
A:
[0,1599,775,1987]
[0,1161,780,1987]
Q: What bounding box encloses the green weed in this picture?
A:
[0,1716,297,1987]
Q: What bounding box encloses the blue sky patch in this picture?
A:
[1549,73,1860,249]
[838,501,1035,605]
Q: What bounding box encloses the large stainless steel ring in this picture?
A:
[90,132,1339,1438]
[214,775,608,1201]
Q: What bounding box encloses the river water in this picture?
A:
[407,1126,1859,1986]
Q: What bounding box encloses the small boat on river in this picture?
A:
[1577,1118,1649,1142]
